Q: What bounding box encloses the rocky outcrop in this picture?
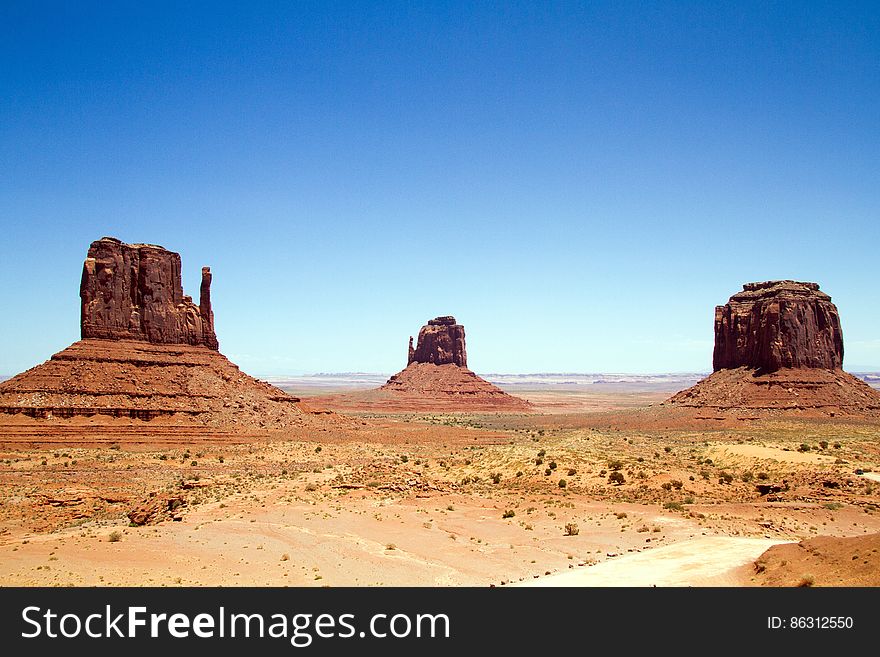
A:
[408,316,467,367]
[713,281,843,372]
[127,493,186,526]
[80,237,218,349]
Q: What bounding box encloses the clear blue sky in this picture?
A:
[1,1,879,375]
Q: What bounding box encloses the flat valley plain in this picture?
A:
[2,375,879,587]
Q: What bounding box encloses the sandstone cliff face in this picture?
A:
[713,281,843,372]
[408,316,467,367]
[80,237,219,350]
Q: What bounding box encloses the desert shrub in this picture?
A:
[400,454,408,463]
[819,440,829,449]
[718,471,734,484]
[549,461,558,470]
[608,471,625,485]
[516,471,523,477]
[661,482,672,491]
[535,458,544,466]
[741,471,754,482]
[756,471,769,480]
[564,522,579,536]
[797,574,815,587]
[567,468,577,476]
[664,501,684,511]
[491,472,502,484]
[107,531,122,543]
[664,446,672,453]
[544,468,552,476]
[798,443,811,452]
[558,479,567,488]
[537,449,546,457]
[502,509,516,519]
[305,483,318,492]
[615,512,627,519]
[683,496,695,504]
[700,469,710,480]
[315,446,322,453]
[671,480,683,490]
[608,460,623,471]
[833,442,841,449]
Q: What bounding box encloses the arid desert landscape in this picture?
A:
[1,239,879,588]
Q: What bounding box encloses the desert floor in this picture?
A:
[1,384,879,587]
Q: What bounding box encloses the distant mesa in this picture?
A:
[669,280,880,415]
[379,316,531,412]
[0,237,312,432]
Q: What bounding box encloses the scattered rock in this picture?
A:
[127,493,186,526]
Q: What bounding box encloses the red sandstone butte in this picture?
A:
[378,316,531,411]
[669,280,880,415]
[80,237,219,349]
[713,280,843,372]
[0,237,331,433]
[408,315,467,367]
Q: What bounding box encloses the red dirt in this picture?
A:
[742,532,880,586]
[668,367,880,417]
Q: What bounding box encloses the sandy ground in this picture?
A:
[2,385,880,587]
[708,444,839,465]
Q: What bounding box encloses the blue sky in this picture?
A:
[1,1,879,375]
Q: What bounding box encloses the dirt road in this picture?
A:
[515,536,788,586]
